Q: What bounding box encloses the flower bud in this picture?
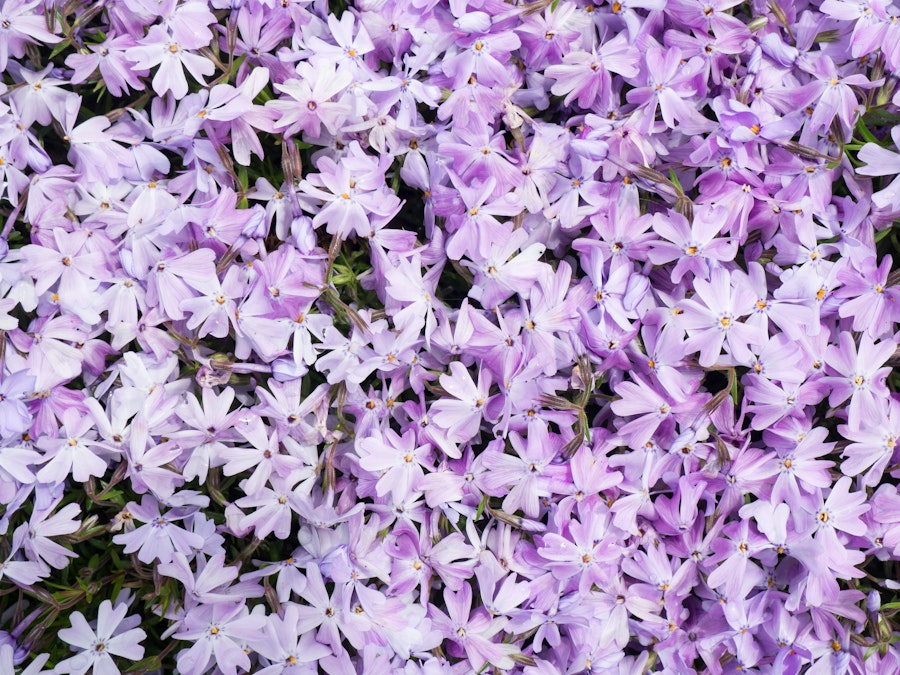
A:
[868,589,882,613]
[747,16,769,32]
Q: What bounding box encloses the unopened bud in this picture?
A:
[747,16,769,32]
[867,590,881,613]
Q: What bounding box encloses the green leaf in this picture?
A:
[125,656,163,672]
[862,108,900,129]
[875,225,897,243]
[48,39,73,60]
[475,494,488,520]
[855,118,881,146]
[668,168,684,193]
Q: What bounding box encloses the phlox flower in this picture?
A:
[839,396,900,487]
[145,247,219,322]
[129,25,216,99]
[55,600,146,675]
[743,374,827,431]
[626,46,713,134]
[440,174,522,261]
[25,501,80,570]
[307,11,376,78]
[820,0,891,57]
[270,58,353,139]
[7,64,69,128]
[518,261,581,376]
[181,267,245,340]
[0,525,46,587]
[65,33,148,97]
[386,521,476,598]
[443,31,521,89]
[538,501,622,595]
[0,0,61,72]
[680,266,761,367]
[609,377,681,450]
[823,332,895,431]
[125,412,184,499]
[59,94,132,185]
[431,361,494,446]
[0,370,34,439]
[357,428,432,502]
[35,407,107,486]
[647,205,737,283]
[428,582,520,671]
[385,255,442,346]
[705,519,768,600]
[254,603,332,674]
[159,552,262,607]
[516,2,582,69]
[801,54,872,142]
[235,472,309,540]
[0,644,50,674]
[808,476,869,541]
[835,254,899,338]
[545,33,639,110]
[224,412,311,495]
[20,229,108,325]
[0,445,40,506]
[112,495,204,564]
[770,426,835,518]
[479,422,565,518]
[856,126,900,211]
[173,602,266,675]
[172,386,238,484]
[300,142,402,239]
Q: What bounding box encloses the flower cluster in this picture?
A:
[0,0,898,673]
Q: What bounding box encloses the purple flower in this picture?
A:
[55,599,146,675]
[270,58,353,139]
[545,34,639,110]
[129,25,216,99]
[824,332,895,431]
[112,495,205,564]
[0,1,61,72]
[173,601,266,675]
[357,428,432,502]
[647,205,737,282]
[428,582,521,671]
[431,361,494,446]
[254,603,332,674]
[680,267,762,367]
